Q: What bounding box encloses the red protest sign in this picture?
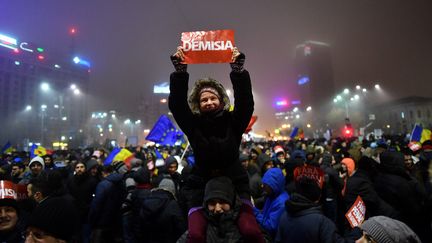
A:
[181,30,235,64]
[345,196,366,228]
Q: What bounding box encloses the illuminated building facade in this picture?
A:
[0,31,90,148]
[294,41,335,111]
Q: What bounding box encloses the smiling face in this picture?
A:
[0,206,18,232]
[199,91,221,113]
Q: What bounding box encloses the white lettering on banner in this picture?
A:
[183,40,234,51]
[0,188,17,198]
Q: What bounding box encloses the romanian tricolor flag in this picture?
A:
[104,148,134,169]
[30,144,47,158]
[410,124,432,144]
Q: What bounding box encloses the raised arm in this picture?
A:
[230,49,254,135]
[168,47,195,135]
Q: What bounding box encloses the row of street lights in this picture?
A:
[23,82,82,147]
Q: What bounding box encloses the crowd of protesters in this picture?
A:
[0,135,430,242]
[0,46,430,243]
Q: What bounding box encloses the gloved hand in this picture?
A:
[230,47,245,73]
[170,46,187,72]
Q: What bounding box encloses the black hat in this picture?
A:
[27,197,79,241]
[85,159,98,171]
[203,176,235,206]
[295,177,322,202]
[0,198,19,212]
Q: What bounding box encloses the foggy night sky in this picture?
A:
[2,0,432,133]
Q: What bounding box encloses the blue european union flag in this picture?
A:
[146,115,184,146]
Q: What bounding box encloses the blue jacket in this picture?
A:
[254,168,289,237]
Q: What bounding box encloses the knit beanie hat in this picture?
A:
[360,216,421,243]
[113,161,128,174]
[165,156,178,167]
[274,145,285,156]
[85,159,98,172]
[27,197,79,241]
[133,167,151,184]
[29,156,45,170]
[158,178,176,197]
[203,176,235,206]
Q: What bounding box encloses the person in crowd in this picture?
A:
[357,216,421,243]
[88,165,126,243]
[273,145,286,169]
[27,175,51,204]
[417,140,432,195]
[240,153,263,208]
[164,155,182,195]
[132,178,186,243]
[254,168,289,239]
[85,158,100,181]
[67,161,98,243]
[180,176,264,243]
[169,46,253,208]
[42,155,54,171]
[25,197,79,243]
[343,156,399,223]
[319,152,344,223]
[373,151,431,242]
[0,183,25,243]
[19,156,45,185]
[11,162,26,184]
[170,46,265,241]
[275,176,362,243]
[124,167,154,242]
[256,153,275,177]
[248,145,262,173]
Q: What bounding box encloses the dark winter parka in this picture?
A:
[169,71,254,176]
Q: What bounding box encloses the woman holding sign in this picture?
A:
[170,44,264,242]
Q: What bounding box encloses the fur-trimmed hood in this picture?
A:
[188,78,231,114]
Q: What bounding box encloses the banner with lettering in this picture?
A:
[293,165,325,189]
[345,196,366,228]
[0,180,28,200]
[181,29,235,64]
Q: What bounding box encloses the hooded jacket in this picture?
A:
[253,168,289,238]
[275,193,361,243]
[133,189,186,243]
[169,71,254,175]
[374,151,430,242]
[88,173,125,228]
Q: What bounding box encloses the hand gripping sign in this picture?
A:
[181,29,235,64]
[345,196,366,228]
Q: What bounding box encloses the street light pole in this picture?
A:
[40,105,47,146]
[58,94,64,148]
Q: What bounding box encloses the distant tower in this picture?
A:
[294,41,335,113]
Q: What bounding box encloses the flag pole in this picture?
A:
[180,141,190,163]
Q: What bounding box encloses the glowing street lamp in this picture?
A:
[40,83,50,92]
